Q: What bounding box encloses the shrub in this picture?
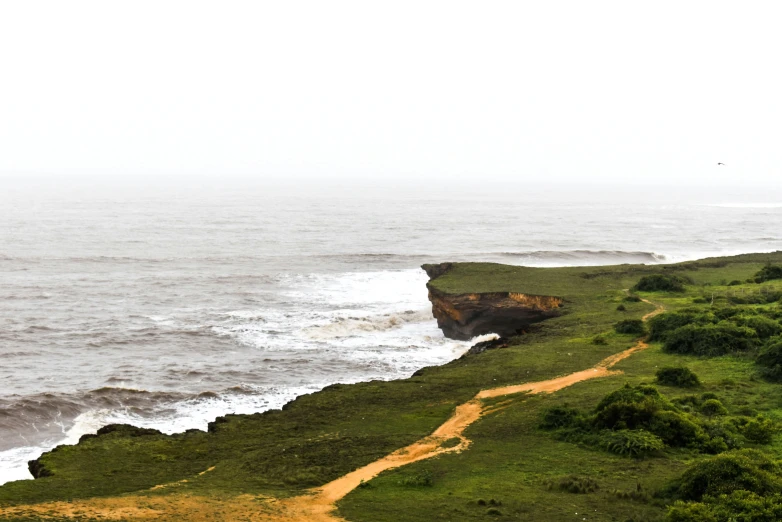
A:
[633,274,687,293]
[666,501,718,522]
[540,405,581,430]
[755,265,782,283]
[756,339,782,381]
[713,307,742,320]
[398,469,434,487]
[692,297,708,304]
[624,295,642,302]
[592,334,608,345]
[667,491,782,522]
[664,323,759,356]
[731,315,782,339]
[656,367,701,388]
[728,280,742,286]
[700,399,728,417]
[593,385,706,447]
[742,416,777,444]
[709,491,782,520]
[616,304,627,311]
[614,319,646,335]
[701,437,729,454]
[594,384,673,428]
[648,410,706,447]
[672,449,781,501]
[648,311,715,342]
[597,429,665,457]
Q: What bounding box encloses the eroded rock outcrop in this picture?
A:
[423,264,564,340]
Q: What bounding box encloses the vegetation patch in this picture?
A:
[614,319,646,335]
[756,338,782,381]
[664,450,782,520]
[656,366,701,388]
[754,264,782,283]
[633,274,688,293]
[540,384,775,459]
[397,469,434,487]
[663,323,759,356]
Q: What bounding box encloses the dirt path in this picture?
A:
[1,298,664,521]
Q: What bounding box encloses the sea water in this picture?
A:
[1,179,780,484]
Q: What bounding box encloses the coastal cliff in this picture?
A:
[423,263,564,340]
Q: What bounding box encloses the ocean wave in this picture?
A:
[303,310,433,339]
[494,250,667,264]
[0,381,325,484]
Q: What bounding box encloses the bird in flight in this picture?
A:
[717,162,725,166]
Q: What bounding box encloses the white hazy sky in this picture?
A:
[1,1,781,186]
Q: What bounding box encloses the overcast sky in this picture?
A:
[1,1,781,187]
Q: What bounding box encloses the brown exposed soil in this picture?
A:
[0,298,663,521]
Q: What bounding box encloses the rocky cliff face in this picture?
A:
[423,263,563,340]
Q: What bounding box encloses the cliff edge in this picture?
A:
[423,263,564,340]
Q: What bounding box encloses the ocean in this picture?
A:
[1,179,781,484]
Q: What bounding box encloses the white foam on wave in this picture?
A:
[0,383,324,484]
[303,309,433,340]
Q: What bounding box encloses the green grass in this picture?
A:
[2,251,782,522]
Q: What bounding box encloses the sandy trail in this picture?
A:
[1,298,663,521]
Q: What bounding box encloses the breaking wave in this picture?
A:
[493,250,667,265]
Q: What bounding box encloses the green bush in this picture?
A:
[701,437,729,455]
[597,429,665,457]
[742,416,777,444]
[664,323,759,356]
[594,384,673,428]
[667,491,782,522]
[731,315,782,339]
[709,491,782,520]
[648,311,715,342]
[624,294,642,302]
[593,384,706,448]
[633,274,687,293]
[648,410,706,447]
[754,265,782,283]
[666,501,718,522]
[539,405,581,430]
[614,319,646,335]
[656,367,701,388]
[616,304,627,311]
[672,449,781,501]
[542,383,778,462]
[700,399,728,417]
[591,334,608,345]
[398,469,434,487]
[757,339,782,381]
